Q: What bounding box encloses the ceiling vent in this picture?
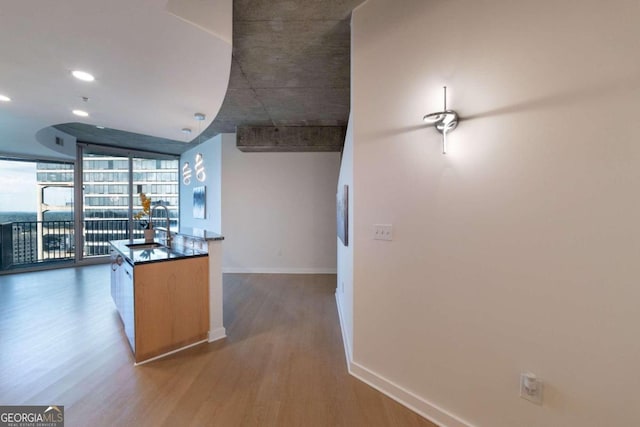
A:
[55,136,64,146]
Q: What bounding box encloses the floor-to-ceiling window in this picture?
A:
[79,145,179,258]
[0,158,75,272]
[0,147,179,273]
[82,153,131,256]
[132,157,179,232]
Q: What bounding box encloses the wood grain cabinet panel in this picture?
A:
[133,256,209,363]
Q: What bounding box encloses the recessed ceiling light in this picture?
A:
[96,125,105,129]
[72,109,89,117]
[71,70,95,82]
[181,128,192,134]
[0,94,11,102]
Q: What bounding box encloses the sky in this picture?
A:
[0,160,71,212]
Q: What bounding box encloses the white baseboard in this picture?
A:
[222,267,337,274]
[134,339,208,366]
[208,327,227,342]
[335,291,352,365]
[349,361,474,427]
[334,294,473,427]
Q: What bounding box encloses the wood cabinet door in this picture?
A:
[133,257,209,363]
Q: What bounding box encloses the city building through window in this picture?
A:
[0,150,179,272]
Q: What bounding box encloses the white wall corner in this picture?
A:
[335,294,473,427]
[208,327,227,343]
[335,291,353,365]
[348,361,476,427]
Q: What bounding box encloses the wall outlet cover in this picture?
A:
[520,373,543,405]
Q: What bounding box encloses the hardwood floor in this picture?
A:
[0,266,435,427]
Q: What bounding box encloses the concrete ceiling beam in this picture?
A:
[236,126,346,152]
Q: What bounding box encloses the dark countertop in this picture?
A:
[110,239,208,265]
[175,226,224,241]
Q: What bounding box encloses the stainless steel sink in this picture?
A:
[125,242,164,250]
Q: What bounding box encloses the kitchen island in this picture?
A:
[110,238,211,364]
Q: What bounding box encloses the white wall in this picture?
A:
[336,114,354,359]
[221,135,340,273]
[179,135,222,232]
[351,1,640,426]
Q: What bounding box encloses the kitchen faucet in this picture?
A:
[151,204,172,248]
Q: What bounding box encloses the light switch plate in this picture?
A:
[373,224,393,241]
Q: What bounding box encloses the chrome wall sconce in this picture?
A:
[423,86,459,154]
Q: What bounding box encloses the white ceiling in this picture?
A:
[0,0,232,160]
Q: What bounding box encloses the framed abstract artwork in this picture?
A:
[193,186,206,219]
[337,184,348,246]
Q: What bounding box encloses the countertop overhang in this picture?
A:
[174,226,224,241]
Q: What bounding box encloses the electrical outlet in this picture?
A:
[373,224,393,241]
[520,372,543,405]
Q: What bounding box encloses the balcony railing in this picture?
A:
[0,219,175,271]
[1,221,74,270]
